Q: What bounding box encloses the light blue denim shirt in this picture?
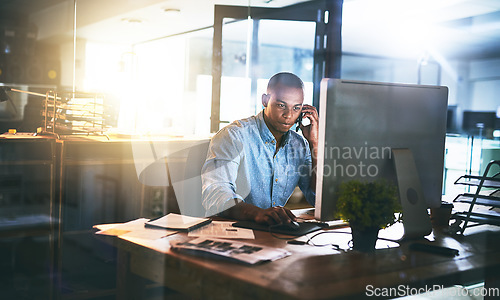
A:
[201,110,315,217]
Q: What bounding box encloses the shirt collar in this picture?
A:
[257,110,291,147]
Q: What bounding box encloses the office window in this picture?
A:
[341,54,440,85]
[110,28,214,136]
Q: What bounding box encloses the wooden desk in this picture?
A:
[104,217,500,300]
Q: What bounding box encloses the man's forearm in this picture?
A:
[219,200,261,221]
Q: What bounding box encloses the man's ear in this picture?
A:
[262,93,270,107]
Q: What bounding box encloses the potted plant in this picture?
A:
[335,180,401,253]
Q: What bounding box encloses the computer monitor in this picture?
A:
[447,105,457,133]
[315,79,448,238]
[462,111,496,137]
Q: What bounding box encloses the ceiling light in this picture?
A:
[163,8,181,16]
[121,18,144,25]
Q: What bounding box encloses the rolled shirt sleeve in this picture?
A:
[201,127,246,216]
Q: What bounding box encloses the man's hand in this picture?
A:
[221,202,296,226]
[253,206,297,225]
[299,104,319,149]
[299,104,319,191]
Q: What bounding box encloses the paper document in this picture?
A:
[93,223,121,231]
[171,237,291,265]
[188,221,255,239]
[95,218,177,240]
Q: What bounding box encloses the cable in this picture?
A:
[289,230,401,252]
[305,231,347,252]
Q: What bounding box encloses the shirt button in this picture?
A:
[273,202,276,205]
[275,178,278,182]
[271,140,275,144]
[265,142,268,144]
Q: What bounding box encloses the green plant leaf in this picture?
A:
[335,179,401,231]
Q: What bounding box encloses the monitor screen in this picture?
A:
[447,105,457,133]
[462,111,496,136]
[315,79,448,223]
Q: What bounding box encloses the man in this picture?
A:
[201,72,318,225]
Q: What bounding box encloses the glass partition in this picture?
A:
[1,0,500,299]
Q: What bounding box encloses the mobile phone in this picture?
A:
[295,112,303,132]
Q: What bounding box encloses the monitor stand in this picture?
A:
[392,149,433,240]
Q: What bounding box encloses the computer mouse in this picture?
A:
[285,220,301,230]
[271,220,301,231]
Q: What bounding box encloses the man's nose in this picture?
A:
[282,108,293,119]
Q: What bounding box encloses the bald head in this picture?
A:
[267,72,304,94]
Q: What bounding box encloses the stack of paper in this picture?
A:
[170,237,290,265]
[188,221,255,239]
